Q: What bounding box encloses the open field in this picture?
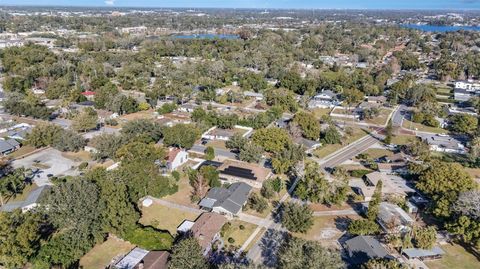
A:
[402,119,446,134]
[390,134,415,145]
[8,145,38,159]
[205,140,228,150]
[311,108,332,119]
[364,108,393,126]
[360,148,394,159]
[140,203,199,235]
[425,243,480,269]
[80,236,135,269]
[221,220,258,249]
[61,151,92,162]
[293,215,360,242]
[313,128,368,159]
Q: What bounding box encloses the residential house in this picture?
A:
[0,139,20,155]
[177,103,198,113]
[402,247,444,261]
[292,136,322,154]
[217,160,272,188]
[351,171,414,202]
[1,186,50,213]
[454,80,480,91]
[189,212,227,256]
[454,88,474,102]
[136,251,170,269]
[367,96,387,104]
[165,147,189,171]
[376,152,408,174]
[344,236,393,265]
[418,134,466,154]
[308,90,339,109]
[243,91,264,101]
[201,126,253,141]
[376,202,414,233]
[199,182,252,217]
[81,91,96,101]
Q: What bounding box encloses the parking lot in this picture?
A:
[12,148,81,186]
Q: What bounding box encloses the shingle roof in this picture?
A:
[115,247,149,269]
[199,182,252,215]
[402,246,445,259]
[190,213,227,252]
[345,236,390,265]
[0,139,19,153]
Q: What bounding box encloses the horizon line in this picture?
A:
[1,5,480,11]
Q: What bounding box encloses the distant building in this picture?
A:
[344,236,393,265]
[308,90,339,109]
[199,182,252,217]
[243,91,264,101]
[418,134,466,154]
[402,247,444,261]
[376,202,414,233]
[454,80,480,91]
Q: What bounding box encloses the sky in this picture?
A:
[2,0,480,10]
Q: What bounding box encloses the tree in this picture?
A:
[347,219,380,236]
[87,168,139,236]
[412,226,437,249]
[157,103,178,115]
[121,119,163,143]
[280,202,314,233]
[0,211,44,268]
[199,165,221,188]
[252,128,291,153]
[204,146,215,161]
[169,236,208,269]
[71,107,98,132]
[416,161,476,217]
[261,180,276,199]
[26,123,63,148]
[278,236,344,269]
[293,111,321,140]
[239,142,263,163]
[188,169,209,202]
[106,94,139,115]
[225,133,248,152]
[363,258,405,269]
[94,82,119,109]
[248,192,269,213]
[53,129,86,152]
[90,133,124,160]
[342,88,365,108]
[367,180,383,221]
[162,124,201,149]
[115,142,164,164]
[448,114,478,136]
[0,168,27,206]
[452,191,480,220]
[385,119,393,144]
[321,125,342,145]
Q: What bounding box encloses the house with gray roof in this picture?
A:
[344,235,393,265]
[402,246,444,261]
[418,134,466,155]
[199,182,252,217]
[0,185,50,213]
[0,139,20,155]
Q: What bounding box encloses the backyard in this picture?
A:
[221,220,258,249]
[425,243,479,269]
[79,236,135,269]
[364,108,393,126]
[140,203,200,235]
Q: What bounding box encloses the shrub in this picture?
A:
[228,237,235,244]
[350,169,372,178]
[239,225,245,230]
[78,162,89,170]
[171,171,180,181]
[124,226,173,250]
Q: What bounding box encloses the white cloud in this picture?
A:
[105,0,115,5]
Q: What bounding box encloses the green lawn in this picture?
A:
[80,236,135,269]
[311,108,332,119]
[314,128,368,159]
[293,215,360,241]
[360,148,394,159]
[9,145,38,159]
[425,243,480,269]
[221,220,258,249]
[140,203,200,235]
[402,119,446,134]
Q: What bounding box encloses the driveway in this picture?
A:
[12,148,80,186]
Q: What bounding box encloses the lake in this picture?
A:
[401,24,480,32]
[172,34,240,40]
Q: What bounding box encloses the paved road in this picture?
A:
[392,104,408,128]
[190,144,237,160]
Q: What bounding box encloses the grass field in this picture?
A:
[361,148,394,159]
[311,108,332,119]
[61,151,92,162]
[140,203,200,235]
[390,134,415,145]
[402,119,446,134]
[80,237,135,269]
[9,145,38,159]
[425,243,480,269]
[221,220,258,249]
[163,176,195,206]
[314,128,368,159]
[293,215,360,241]
[205,140,228,150]
[364,108,393,126]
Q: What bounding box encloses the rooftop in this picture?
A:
[199,182,252,215]
[190,212,227,252]
[218,160,271,183]
[345,236,391,265]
